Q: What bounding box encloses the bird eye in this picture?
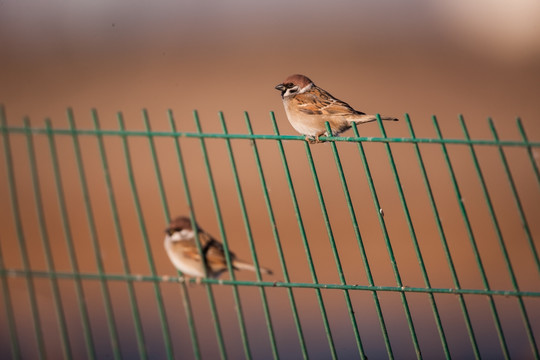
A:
[166,227,182,235]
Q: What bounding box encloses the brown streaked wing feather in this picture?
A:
[295,87,364,117]
[198,230,216,250]
[199,231,230,271]
[171,230,221,263]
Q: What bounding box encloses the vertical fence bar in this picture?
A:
[191,110,235,280]
[143,109,210,359]
[191,110,249,359]
[404,116,480,359]
[399,115,453,359]
[515,116,540,356]
[516,118,540,188]
[92,109,148,358]
[460,115,539,358]
[191,110,231,360]
[193,111,252,359]
[346,123,395,359]
[302,141,367,358]
[2,116,46,359]
[387,117,455,353]
[24,118,72,360]
[117,112,175,360]
[48,117,113,358]
[341,117,421,356]
[167,110,202,360]
[67,111,123,359]
[0,108,22,360]
[43,119,96,360]
[325,123,404,359]
[489,118,540,277]
[244,112,309,359]
[0,235,21,360]
[433,115,510,359]
[142,110,168,216]
[270,112,338,360]
[370,118,422,357]
[142,108,172,221]
[218,112,278,359]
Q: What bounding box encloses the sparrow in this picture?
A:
[275,74,398,142]
[164,216,273,279]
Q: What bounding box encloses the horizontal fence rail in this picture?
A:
[2,268,539,298]
[3,125,540,147]
[1,106,539,360]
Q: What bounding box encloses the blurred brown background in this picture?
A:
[1,1,540,359]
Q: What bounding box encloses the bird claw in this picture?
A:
[181,275,203,286]
[305,135,325,144]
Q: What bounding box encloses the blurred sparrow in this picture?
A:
[275,74,398,142]
[164,216,273,279]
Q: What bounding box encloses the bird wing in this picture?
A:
[199,231,231,271]
[294,87,365,117]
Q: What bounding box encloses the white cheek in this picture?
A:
[285,89,297,97]
[284,84,311,97]
[170,229,194,242]
[298,83,313,94]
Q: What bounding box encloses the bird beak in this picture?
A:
[275,83,287,98]
[275,83,286,92]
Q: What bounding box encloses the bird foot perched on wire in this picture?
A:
[178,275,203,286]
[305,134,325,144]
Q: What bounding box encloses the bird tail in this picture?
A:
[233,260,273,275]
[351,114,398,124]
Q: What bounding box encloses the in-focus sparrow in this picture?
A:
[164,216,273,279]
[275,74,398,142]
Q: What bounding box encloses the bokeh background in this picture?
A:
[1,1,540,359]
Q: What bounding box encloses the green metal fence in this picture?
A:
[1,105,539,359]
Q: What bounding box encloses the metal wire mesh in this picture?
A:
[1,105,539,359]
